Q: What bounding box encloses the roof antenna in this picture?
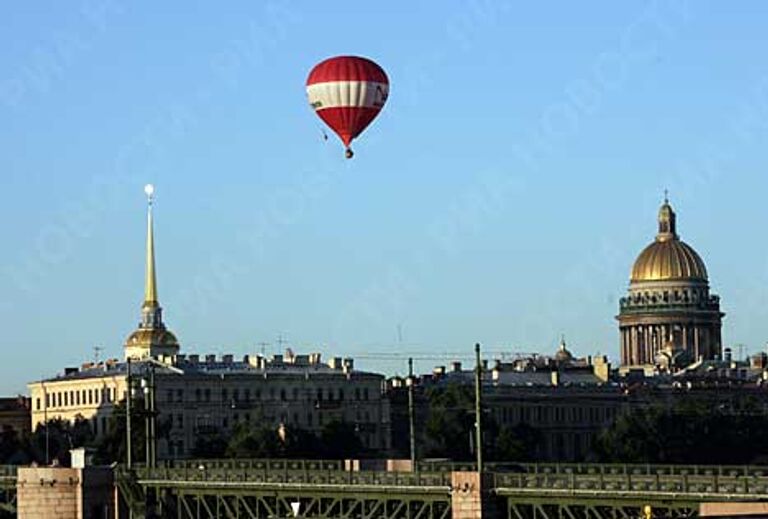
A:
[664,188,669,204]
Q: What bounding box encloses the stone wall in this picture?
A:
[16,467,114,519]
[450,472,500,518]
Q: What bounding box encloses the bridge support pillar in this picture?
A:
[451,472,500,518]
[16,466,115,519]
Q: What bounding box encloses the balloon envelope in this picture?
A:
[306,56,389,155]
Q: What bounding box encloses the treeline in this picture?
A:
[5,386,768,465]
[422,383,768,464]
[0,399,370,465]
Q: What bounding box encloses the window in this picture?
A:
[292,388,299,400]
[176,389,183,402]
[195,389,201,402]
[244,389,251,402]
[363,388,369,401]
[204,388,211,402]
[233,389,239,402]
[168,389,174,403]
[222,388,228,401]
[36,398,40,411]
[176,414,183,428]
[280,389,286,401]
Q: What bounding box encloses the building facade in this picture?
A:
[28,353,390,459]
[617,199,723,368]
[27,188,390,459]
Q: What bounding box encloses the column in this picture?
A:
[694,327,700,360]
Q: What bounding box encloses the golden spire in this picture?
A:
[144,184,158,306]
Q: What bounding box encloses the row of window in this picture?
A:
[165,385,374,404]
[36,387,116,411]
[496,405,618,425]
[37,383,378,411]
[169,407,376,432]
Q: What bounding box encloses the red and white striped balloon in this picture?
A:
[306,56,389,158]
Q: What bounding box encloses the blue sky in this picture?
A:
[2,1,768,393]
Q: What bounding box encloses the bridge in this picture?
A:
[116,460,768,518]
[3,461,768,518]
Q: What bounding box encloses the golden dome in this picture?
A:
[124,328,179,347]
[630,200,708,283]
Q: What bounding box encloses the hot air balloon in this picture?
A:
[306,56,389,159]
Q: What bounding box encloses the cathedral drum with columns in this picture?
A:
[617,199,724,368]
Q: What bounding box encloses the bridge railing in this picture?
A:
[415,460,768,478]
[159,458,346,471]
[491,471,768,496]
[0,466,16,488]
[130,466,452,488]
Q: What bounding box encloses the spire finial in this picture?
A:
[143,184,158,306]
[664,189,669,204]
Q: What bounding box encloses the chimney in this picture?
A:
[222,354,233,364]
[724,348,732,363]
[550,370,560,386]
[451,361,462,373]
[205,354,216,364]
[188,354,199,364]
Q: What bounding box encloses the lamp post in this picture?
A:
[407,357,416,472]
[142,364,156,468]
[126,358,132,470]
[474,343,483,474]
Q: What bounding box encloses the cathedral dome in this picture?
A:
[630,200,708,283]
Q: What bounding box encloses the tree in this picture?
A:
[225,424,279,458]
[320,421,364,459]
[92,399,148,465]
[281,426,321,459]
[28,417,94,466]
[0,426,25,464]
[423,384,475,460]
[490,423,542,462]
[594,400,768,464]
